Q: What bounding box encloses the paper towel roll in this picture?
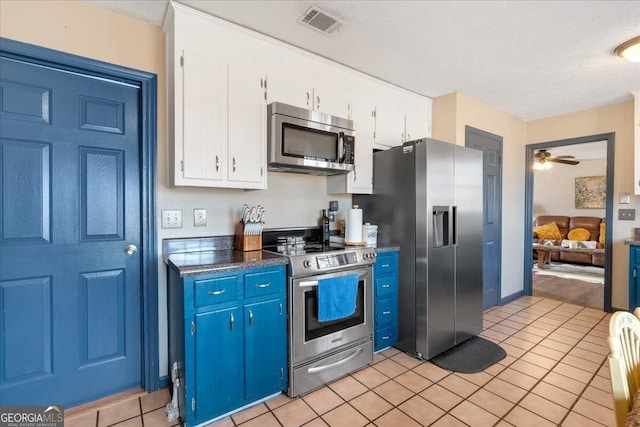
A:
[345,205,363,243]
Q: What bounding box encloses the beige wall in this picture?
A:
[433,92,529,299]
[528,101,638,309]
[533,158,607,218]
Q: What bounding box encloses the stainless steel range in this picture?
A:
[264,229,376,397]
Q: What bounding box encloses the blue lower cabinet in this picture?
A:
[374,251,399,352]
[631,246,640,310]
[244,298,288,401]
[168,265,287,426]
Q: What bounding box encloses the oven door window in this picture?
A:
[304,280,365,341]
[282,123,338,161]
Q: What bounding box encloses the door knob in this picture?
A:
[124,244,137,255]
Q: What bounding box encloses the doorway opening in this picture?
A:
[524,133,615,312]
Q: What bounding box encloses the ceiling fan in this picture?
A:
[533,149,580,170]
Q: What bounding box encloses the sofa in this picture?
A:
[533,215,605,267]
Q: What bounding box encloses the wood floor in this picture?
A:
[532,268,604,310]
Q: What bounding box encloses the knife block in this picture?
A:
[234,221,262,251]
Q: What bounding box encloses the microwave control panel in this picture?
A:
[343,135,355,165]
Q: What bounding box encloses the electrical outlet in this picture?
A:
[194,209,207,227]
[329,211,335,222]
[161,209,183,228]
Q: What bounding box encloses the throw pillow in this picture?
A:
[533,222,562,241]
[599,222,605,245]
[567,228,590,241]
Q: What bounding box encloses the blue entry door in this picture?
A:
[0,56,142,406]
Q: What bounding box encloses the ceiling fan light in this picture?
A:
[544,161,552,170]
[533,162,544,170]
[615,36,640,62]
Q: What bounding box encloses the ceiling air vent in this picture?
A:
[297,6,344,36]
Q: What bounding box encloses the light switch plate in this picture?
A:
[619,209,636,221]
[161,209,183,228]
[619,192,631,204]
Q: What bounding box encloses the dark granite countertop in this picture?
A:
[625,239,640,246]
[166,249,288,277]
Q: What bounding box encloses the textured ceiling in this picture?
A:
[84,0,640,121]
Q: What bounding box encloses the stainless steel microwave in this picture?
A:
[267,102,355,175]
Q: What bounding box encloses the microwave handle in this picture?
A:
[338,132,346,163]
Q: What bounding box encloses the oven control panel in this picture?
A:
[316,252,359,269]
[288,249,376,277]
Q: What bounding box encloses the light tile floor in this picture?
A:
[66,295,615,426]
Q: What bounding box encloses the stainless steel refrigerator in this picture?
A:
[354,138,483,359]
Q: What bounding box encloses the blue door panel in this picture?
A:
[79,95,124,134]
[80,148,124,240]
[1,140,51,243]
[195,307,243,420]
[244,299,286,401]
[0,56,142,406]
[0,80,51,124]
[80,270,125,364]
[0,277,52,381]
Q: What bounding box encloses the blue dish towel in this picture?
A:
[317,273,359,322]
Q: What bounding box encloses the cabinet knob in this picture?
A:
[216,155,219,172]
[232,157,237,173]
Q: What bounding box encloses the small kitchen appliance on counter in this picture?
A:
[263,228,376,397]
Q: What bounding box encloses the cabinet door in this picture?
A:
[193,307,243,420]
[244,298,287,401]
[313,88,351,118]
[266,73,312,109]
[374,106,405,150]
[228,63,266,188]
[181,49,226,183]
[327,100,374,194]
[404,114,429,143]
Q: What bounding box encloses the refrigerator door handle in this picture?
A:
[452,206,457,245]
[432,206,449,248]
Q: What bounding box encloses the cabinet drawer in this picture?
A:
[375,274,397,298]
[194,276,239,307]
[244,269,285,299]
[375,324,398,352]
[375,252,398,275]
[375,297,398,328]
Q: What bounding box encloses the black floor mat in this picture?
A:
[429,336,506,373]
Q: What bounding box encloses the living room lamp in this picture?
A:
[614,36,640,62]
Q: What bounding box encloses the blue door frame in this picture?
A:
[524,133,615,313]
[0,37,159,392]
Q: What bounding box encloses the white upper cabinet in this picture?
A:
[266,75,350,119]
[405,114,430,143]
[266,73,312,109]
[327,100,375,194]
[312,88,351,119]
[374,106,405,149]
[181,50,226,183]
[171,49,266,188]
[227,63,267,186]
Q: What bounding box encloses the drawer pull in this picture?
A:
[255,282,272,289]
[207,289,226,296]
[382,263,391,268]
[382,335,391,340]
[382,310,392,315]
[382,284,391,288]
